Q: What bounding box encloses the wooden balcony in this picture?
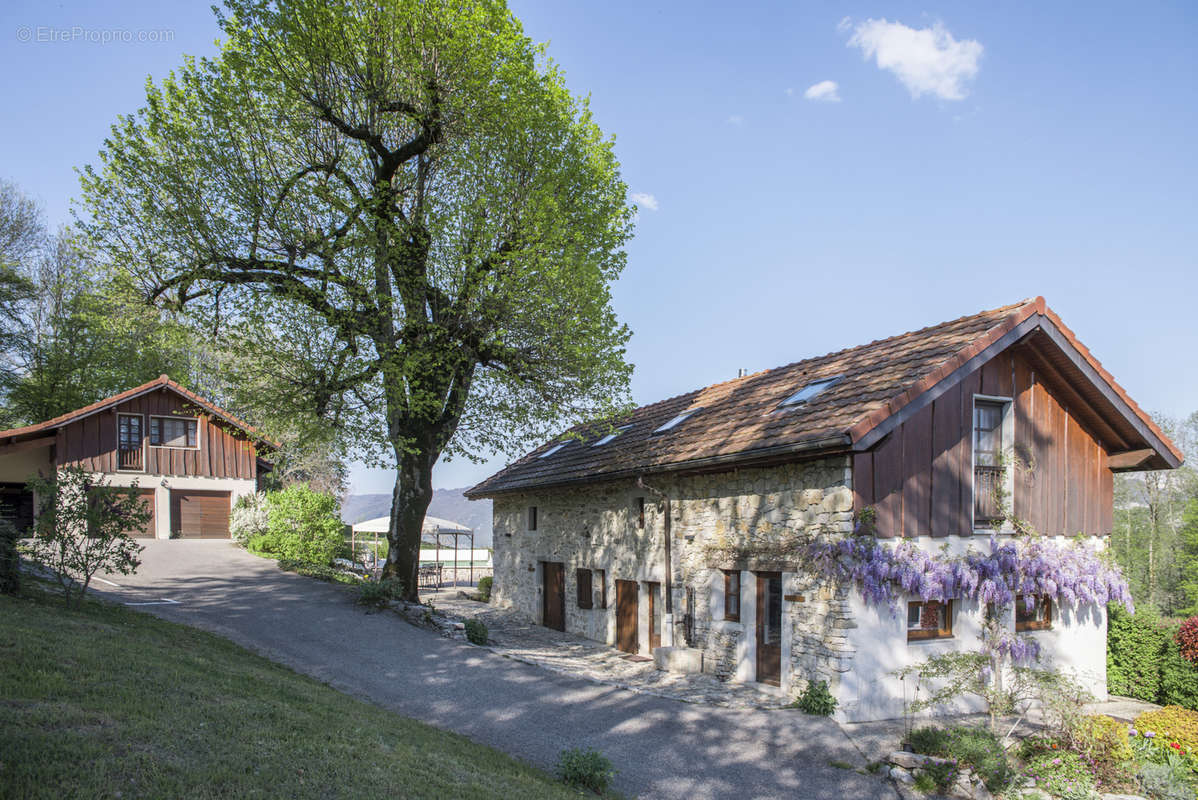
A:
[118,446,143,471]
[974,465,1004,524]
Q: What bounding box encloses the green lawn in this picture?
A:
[0,586,587,799]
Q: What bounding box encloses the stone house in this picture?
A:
[466,298,1181,721]
[0,375,274,539]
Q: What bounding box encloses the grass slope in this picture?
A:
[0,588,583,799]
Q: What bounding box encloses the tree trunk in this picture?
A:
[382,445,435,602]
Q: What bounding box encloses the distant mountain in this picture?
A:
[342,488,493,548]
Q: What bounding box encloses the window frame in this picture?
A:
[149,415,200,450]
[1015,594,1053,632]
[971,395,1014,532]
[776,376,842,410]
[723,570,741,622]
[906,599,954,642]
[527,506,538,532]
[116,413,146,472]
[576,568,593,609]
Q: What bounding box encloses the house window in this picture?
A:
[907,600,954,641]
[594,569,607,609]
[636,497,645,529]
[973,400,1007,525]
[577,568,593,609]
[724,570,740,622]
[1015,595,1053,631]
[777,376,842,409]
[527,506,537,531]
[117,414,144,471]
[150,416,198,448]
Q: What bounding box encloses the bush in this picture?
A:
[477,576,493,601]
[229,491,269,545]
[1071,713,1134,764]
[555,747,615,794]
[1023,750,1094,799]
[1136,706,1198,753]
[464,618,487,645]
[0,520,19,596]
[357,578,405,609]
[1161,640,1198,710]
[1108,604,1172,703]
[907,725,1012,792]
[1138,762,1194,800]
[248,484,344,566]
[795,679,837,716]
[1178,617,1198,665]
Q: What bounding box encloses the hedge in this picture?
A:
[1108,605,1198,710]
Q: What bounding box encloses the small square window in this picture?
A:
[577,569,593,609]
[907,600,953,641]
[724,570,740,622]
[527,506,537,531]
[1015,595,1052,631]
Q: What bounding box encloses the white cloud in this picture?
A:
[846,18,982,101]
[803,80,841,102]
[629,192,658,212]
[785,87,795,97]
[726,114,744,126]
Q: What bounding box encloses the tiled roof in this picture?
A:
[468,300,1039,497]
[0,375,279,449]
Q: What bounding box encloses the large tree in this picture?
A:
[80,0,634,599]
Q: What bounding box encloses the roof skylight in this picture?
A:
[655,407,703,434]
[591,425,631,447]
[537,442,569,458]
[778,376,841,408]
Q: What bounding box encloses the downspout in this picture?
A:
[637,475,673,647]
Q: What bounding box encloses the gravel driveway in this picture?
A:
[95,540,897,800]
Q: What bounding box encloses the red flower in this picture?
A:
[1170,742,1183,751]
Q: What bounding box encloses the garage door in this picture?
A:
[169,490,231,539]
[127,489,157,539]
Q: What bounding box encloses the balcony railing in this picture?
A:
[974,465,1004,524]
[118,446,143,471]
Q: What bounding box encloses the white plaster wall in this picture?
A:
[837,534,1110,723]
[101,472,256,539]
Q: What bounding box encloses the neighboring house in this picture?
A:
[466,298,1182,722]
[0,375,275,539]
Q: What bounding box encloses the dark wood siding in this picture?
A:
[854,347,1114,538]
[56,387,258,480]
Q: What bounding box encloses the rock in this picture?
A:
[947,774,973,799]
[971,781,995,800]
[889,751,955,770]
[889,766,915,784]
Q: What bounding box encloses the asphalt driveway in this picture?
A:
[94,540,896,800]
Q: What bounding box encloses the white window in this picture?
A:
[778,376,841,408]
[591,425,631,447]
[655,407,703,434]
[538,442,569,458]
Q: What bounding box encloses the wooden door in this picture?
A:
[541,562,565,631]
[646,581,661,651]
[169,490,231,538]
[615,579,639,654]
[756,572,782,686]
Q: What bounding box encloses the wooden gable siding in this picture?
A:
[56,388,257,480]
[853,346,1112,538]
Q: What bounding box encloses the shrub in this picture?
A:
[249,484,344,566]
[796,680,837,716]
[1138,762,1194,800]
[555,747,615,794]
[229,491,269,545]
[1108,604,1171,702]
[1135,706,1198,753]
[464,618,487,645]
[1160,639,1198,710]
[911,772,937,794]
[24,467,148,606]
[357,578,404,609]
[0,520,19,596]
[477,576,493,600]
[922,758,960,793]
[907,726,952,755]
[1023,750,1094,799]
[1071,713,1134,765]
[1178,617,1198,665]
[907,725,1012,792]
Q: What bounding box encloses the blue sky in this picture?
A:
[2,1,1194,493]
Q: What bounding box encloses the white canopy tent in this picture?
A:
[350,514,483,587]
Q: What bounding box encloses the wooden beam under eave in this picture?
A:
[0,434,56,456]
[1108,448,1156,470]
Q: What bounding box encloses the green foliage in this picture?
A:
[0,521,19,596]
[1108,604,1172,702]
[1022,750,1095,799]
[911,772,937,794]
[464,618,488,646]
[1071,713,1134,765]
[1160,639,1198,709]
[24,467,147,605]
[906,725,1013,792]
[795,680,837,716]
[477,576,493,601]
[1137,762,1195,800]
[229,491,269,546]
[921,758,959,792]
[357,578,405,610]
[1136,706,1198,753]
[555,747,615,794]
[276,558,364,586]
[248,484,344,566]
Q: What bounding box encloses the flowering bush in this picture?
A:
[1177,617,1198,665]
[1135,706,1198,754]
[1022,750,1095,800]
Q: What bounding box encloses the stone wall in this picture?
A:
[490,455,856,696]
